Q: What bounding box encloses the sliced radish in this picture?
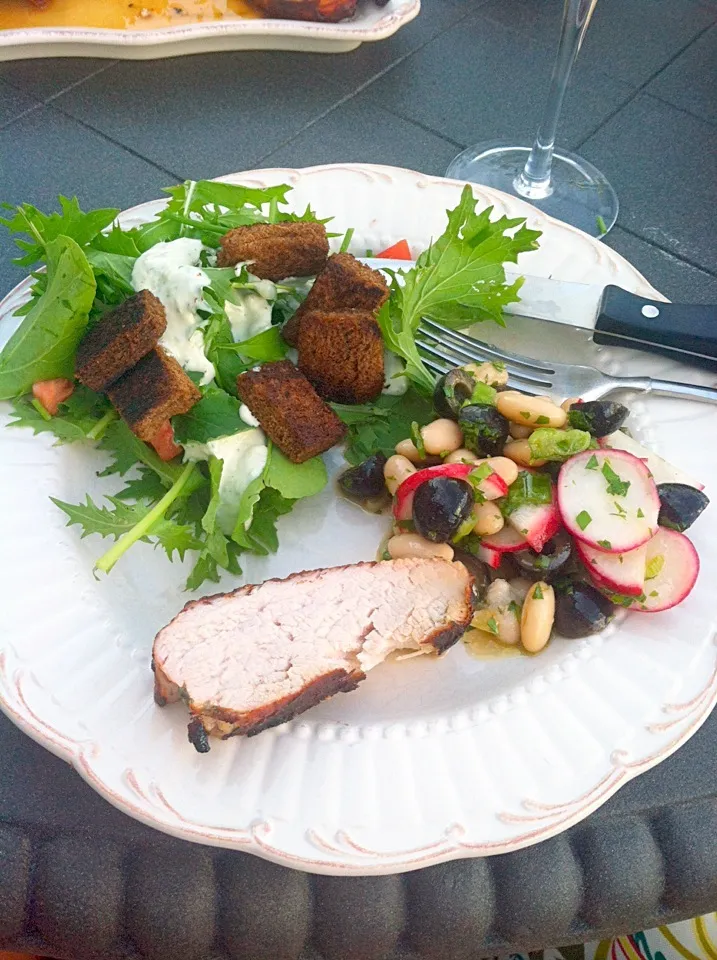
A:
[576,540,647,596]
[480,471,509,501]
[477,543,502,569]
[558,449,659,553]
[481,526,529,553]
[600,431,704,491]
[628,527,699,612]
[506,500,560,553]
[393,462,507,522]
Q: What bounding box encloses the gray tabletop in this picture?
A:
[1,1,717,958]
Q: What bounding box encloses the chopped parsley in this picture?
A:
[486,616,499,636]
[611,500,627,519]
[597,539,612,549]
[500,470,552,516]
[520,410,531,419]
[535,415,550,425]
[410,421,426,458]
[637,507,645,519]
[649,590,659,597]
[508,600,521,616]
[645,554,664,581]
[576,510,592,531]
[601,459,630,497]
[492,361,506,372]
[533,584,544,599]
[585,454,599,471]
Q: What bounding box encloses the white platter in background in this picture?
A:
[0,163,715,875]
[0,0,419,60]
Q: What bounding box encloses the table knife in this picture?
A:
[504,267,717,370]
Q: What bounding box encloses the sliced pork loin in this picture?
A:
[153,558,474,751]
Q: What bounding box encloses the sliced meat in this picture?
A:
[236,359,345,463]
[216,221,329,281]
[107,347,200,441]
[297,307,385,404]
[75,289,166,392]
[153,558,474,750]
[282,252,389,346]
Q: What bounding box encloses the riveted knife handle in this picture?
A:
[594,286,717,371]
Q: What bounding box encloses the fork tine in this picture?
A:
[417,342,552,392]
[420,318,556,374]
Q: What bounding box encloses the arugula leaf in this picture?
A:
[332,388,435,465]
[0,236,96,399]
[7,385,110,444]
[377,185,541,392]
[235,487,294,555]
[1,196,118,267]
[52,493,200,561]
[264,446,327,499]
[171,386,244,445]
[97,419,195,488]
[85,248,136,298]
[88,225,141,258]
[230,326,287,363]
[113,467,168,504]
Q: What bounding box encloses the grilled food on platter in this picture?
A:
[153,558,475,751]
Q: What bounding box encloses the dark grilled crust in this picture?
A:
[216,221,329,281]
[75,290,166,392]
[236,359,345,464]
[250,0,359,22]
[282,253,389,346]
[297,308,385,404]
[107,347,201,441]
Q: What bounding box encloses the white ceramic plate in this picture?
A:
[0,0,419,60]
[1,163,716,876]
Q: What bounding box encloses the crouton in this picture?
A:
[282,253,389,346]
[216,221,329,281]
[236,360,346,464]
[75,289,166,392]
[107,347,200,442]
[297,309,385,405]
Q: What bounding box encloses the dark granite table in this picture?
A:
[1,1,716,957]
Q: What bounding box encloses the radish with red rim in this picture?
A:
[506,499,561,553]
[558,449,659,553]
[628,528,699,612]
[576,540,647,597]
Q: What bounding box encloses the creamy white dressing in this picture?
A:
[224,296,274,345]
[184,427,268,534]
[239,403,260,427]
[131,238,215,385]
[382,349,408,396]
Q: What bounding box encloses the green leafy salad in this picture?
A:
[0,179,540,590]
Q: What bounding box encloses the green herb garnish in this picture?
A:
[533,584,544,599]
[576,510,592,531]
[410,421,426,458]
[585,454,599,470]
[597,539,612,549]
[601,459,630,497]
[486,616,499,636]
[645,554,664,581]
[501,470,552,516]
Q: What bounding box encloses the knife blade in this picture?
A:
[502,267,717,370]
[362,258,717,371]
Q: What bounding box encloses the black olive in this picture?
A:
[554,580,615,638]
[567,400,629,438]
[459,403,510,457]
[657,482,710,532]
[538,461,562,484]
[433,368,476,420]
[514,530,573,581]
[339,453,388,501]
[453,548,490,602]
[413,477,474,543]
[187,718,211,754]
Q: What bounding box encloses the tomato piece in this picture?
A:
[149,421,183,462]
[32,378,74,416]
[376,239,412,260]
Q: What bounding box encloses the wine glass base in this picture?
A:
[446,141,619,239]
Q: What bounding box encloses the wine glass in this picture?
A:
[446,0,618,238]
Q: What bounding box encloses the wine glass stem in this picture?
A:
[515,0,598,199]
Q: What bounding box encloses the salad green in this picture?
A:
[0,178,540,588]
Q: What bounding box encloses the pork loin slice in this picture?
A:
[153,558,474,751]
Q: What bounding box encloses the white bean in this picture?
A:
[483,456,519,487]
[395,438,424,464]
[502,439,546,468]
[445,448,480,464]
[472,501,504,536]
[561,396,581,413]
[485,579,511,608]
[496,392,567,428]
[521,581,555,653]
[384,455,416,495]
[421,418,463,456]
[464,361,509,387]
[509,422,533,440]
[387,534,454,562]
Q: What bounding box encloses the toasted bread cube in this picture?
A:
[236,360,345,464]
[75,289,166,392]
[282,253,389,346]
[107,347,200,442]
[297,309,384,405]
[216,221,329,281]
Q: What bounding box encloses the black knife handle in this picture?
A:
[594,286,717,371]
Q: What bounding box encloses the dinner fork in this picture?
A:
[417,318,717,405]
